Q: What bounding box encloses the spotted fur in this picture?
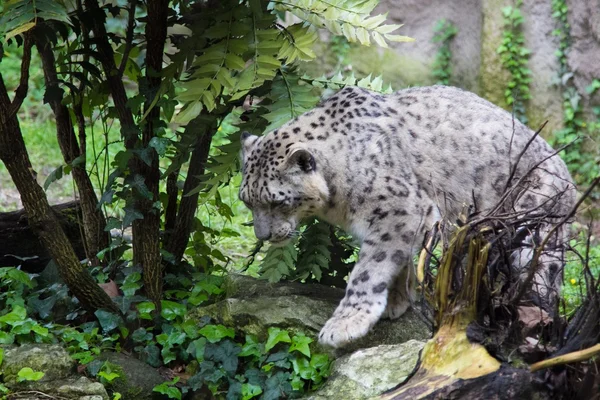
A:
[239,85,576,348]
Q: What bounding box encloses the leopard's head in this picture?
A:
[238,131,329,245]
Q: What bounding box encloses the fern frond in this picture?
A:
[296,220,332,281]
[259,241,298,283]
[262,70,320,131]
[271,0,413,47]
[0,0,70,40]
[302,71,394,93]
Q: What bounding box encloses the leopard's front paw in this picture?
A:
[318,306,383,348]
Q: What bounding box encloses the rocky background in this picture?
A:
[305,0,600,136]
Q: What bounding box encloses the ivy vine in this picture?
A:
[431,19,457,85]
[550,0,600,186]
[496,0,531,124]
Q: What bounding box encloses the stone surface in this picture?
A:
[567,0,600,108]
[303,340,425,400]
[521,0,564,134]
[96,352,164,400]
[190,274,431,357]
[375,0,483,91]
[0,344,108,399]
[0,344,75,385]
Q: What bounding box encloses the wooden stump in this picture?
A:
[0,201,86,272]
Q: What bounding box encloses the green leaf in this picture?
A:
[160,300,186,321]
[17,367,45,382]
[43,165,63,190]
[199,324,235,343]
[137,302,156,320]
[265,327,291,352]
[94,310,123,333]
[289,333,313,357]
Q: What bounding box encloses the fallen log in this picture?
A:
[0,201,86,272]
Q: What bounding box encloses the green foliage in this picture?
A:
[16,367,45,382]
[0,0,69,41]
[271,0,413,47]
[562,228,600,314]
[497,0,531,124]
[550,0,600,187]
[258,219,356,285]
[153,378,182,400]
[431,19,457,85]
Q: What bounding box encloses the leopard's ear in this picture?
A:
[287,148,315,173]
[240,131,259,153]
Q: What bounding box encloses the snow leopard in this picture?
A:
[239,85,576,348]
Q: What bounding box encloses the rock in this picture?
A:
[0,344,75,385]
[303,340,425,400]
[566,0,600,108]
[95,352,164,399]
[190,274,430,356]
[480,0,513,111]
[374,0,483,92]
[0,344,108,400]
[33,377,108,400]
[521,0,564,134]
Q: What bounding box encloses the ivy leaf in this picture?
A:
[160,300,186,321]
[17,367,45,382]
[239,335,264,358]
[265,327,291,352]
[137,301,156,320]
[149,137,170,156]
[199,324,235,343]
[289,333,313,357]
[263,371,293,400]
[94,310,123,333]
[241,383,263,400]
[205,339,241,375]
[140,344,162,368]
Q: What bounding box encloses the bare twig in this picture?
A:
[503,120,548,194]
[8,32,34,118]
[513,176,600,304]
[118,0,138,77]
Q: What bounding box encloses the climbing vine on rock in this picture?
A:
[497,0,531,124]
[550,0,600,186]
[431,19,457,85]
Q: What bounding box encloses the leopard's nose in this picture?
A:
[256,231,272,241]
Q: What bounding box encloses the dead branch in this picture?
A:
[513,176,600,305]
[530,343,600,372]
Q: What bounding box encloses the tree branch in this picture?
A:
[118,0,138,77]
[8,32,34,118]
[530,343,600,372]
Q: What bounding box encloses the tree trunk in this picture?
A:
[35,28,109,265]
[84,0,165,307]
[166,123,214,264]
[135,0,169,305]
[0,201,86,272]
[0,73,119,314]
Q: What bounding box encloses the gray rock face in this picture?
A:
[1,344,75,384]
[0,344,108,399]
[96,352,165,400]
[567,0,600,107]
[189,275,431,357]
[521,0,564,134]
[303,340,425,400]
[374,0,483,92]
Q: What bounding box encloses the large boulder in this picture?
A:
[304,340,425,400]
[188,274,431,356]
[566,0,600,109]
[0,344,108,400]
[94,352,165,400]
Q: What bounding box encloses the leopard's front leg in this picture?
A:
[318,239,414,348]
